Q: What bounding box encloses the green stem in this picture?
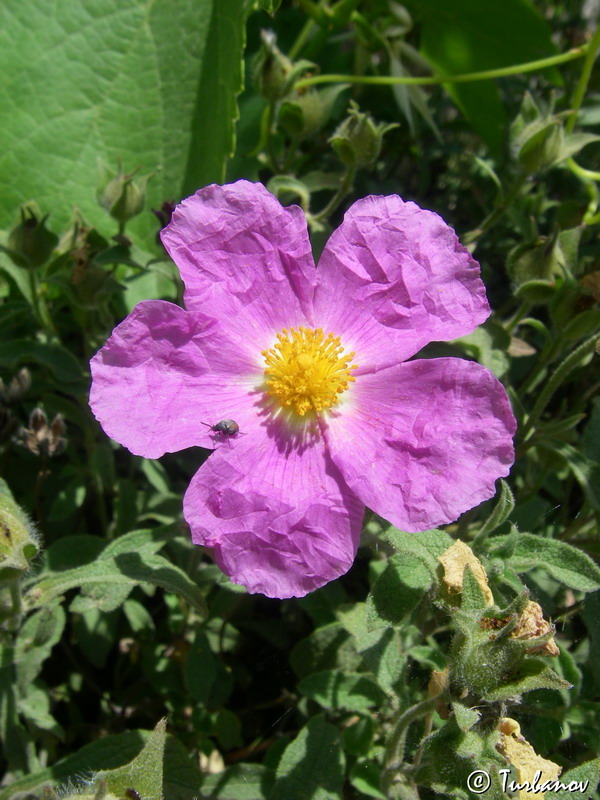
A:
[504,300,531,335]
[312,164,356,223]
[296,0,330,24]
[295,44,588,89]
[0,578,23,630]
[521,333,599,440]
[381,696,441,795]
[28,271,58,338]
[568,159,600,182]
[462,174,528,247]
[266,102,283,174]
[566,26,600,134]
[289,18,317,59]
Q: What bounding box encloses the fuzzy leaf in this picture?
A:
[298,670,387,711]
[269,715,345,800]
[489,533,600,592]
[366,553,432,629]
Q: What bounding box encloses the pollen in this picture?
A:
[262,327,358,417]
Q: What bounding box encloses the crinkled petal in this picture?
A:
[325,358,516,530]
[90,300,262,458]
[314,195,490,368]
[161,180,317,354]
[183,426,363,598]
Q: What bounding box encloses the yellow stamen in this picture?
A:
[261,327,358,417]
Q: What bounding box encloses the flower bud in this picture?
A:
[279,91,326,140]
[330,101,397,168]
[5,202,58,269]
[98,163,152,226]
[253,30,293,101]
[0,483,39,580]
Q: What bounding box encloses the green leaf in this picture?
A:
[0,729,147,800]
[18,683,64,739]
[454,321,511,378]
[583,396,600,462]
[201,764,274,800]
[538,440,600,511]
[29,550,207,616]
[461,565,490,611]
[342,715,375,756]
[358,628,407,694]
[0,259,34,304]
[366,553,432,629]
[259,0,283,14]
[489,533,600,592]
[545,757,600,800]
[475,479,515,540]
[452,701,481,732]
[0,0,247,245]
[0,339,86,389]
[404,0,557,153]
[583,591,600,693]
[383,528,454,572]
[269,715,345,800]
[14,603,66,693]
[485,658,571,701]
[95,718,166,800]
[349,761,386,799]
[298,670,387,711]
[290,623,360,678]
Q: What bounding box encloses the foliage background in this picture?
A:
[1,0,600,798]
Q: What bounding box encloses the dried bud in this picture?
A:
[17,408,67,457]
[5,202,58,270]
[3,368,31,403]
[330,101,398,168]
[438,540,493,607]
[428,668,450,719]
[152,200,176,230]
[0,482,39,580]
[152,200,176,246]
[497,718,562,799]
[510,601,560,657]
[98,162,152,226]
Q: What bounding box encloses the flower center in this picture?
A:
[262,327,357,417]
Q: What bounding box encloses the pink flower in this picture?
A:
[89,181,516,599]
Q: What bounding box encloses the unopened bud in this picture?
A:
[6,202,58,269]
[330,101,397,168]
[253,30,293,101]
[279,91,326,139]
[0,483,39,580]
[98,163,152,226]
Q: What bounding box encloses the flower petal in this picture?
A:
[161,180,317,354]
[325,357,516,530]
[90,300,261,458]
[314,195,490,368]
[183,427,363,598]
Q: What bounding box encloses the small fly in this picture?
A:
[201,419,241,438]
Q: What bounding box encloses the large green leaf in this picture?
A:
[0,0,246,245]
[405,0,558,153]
